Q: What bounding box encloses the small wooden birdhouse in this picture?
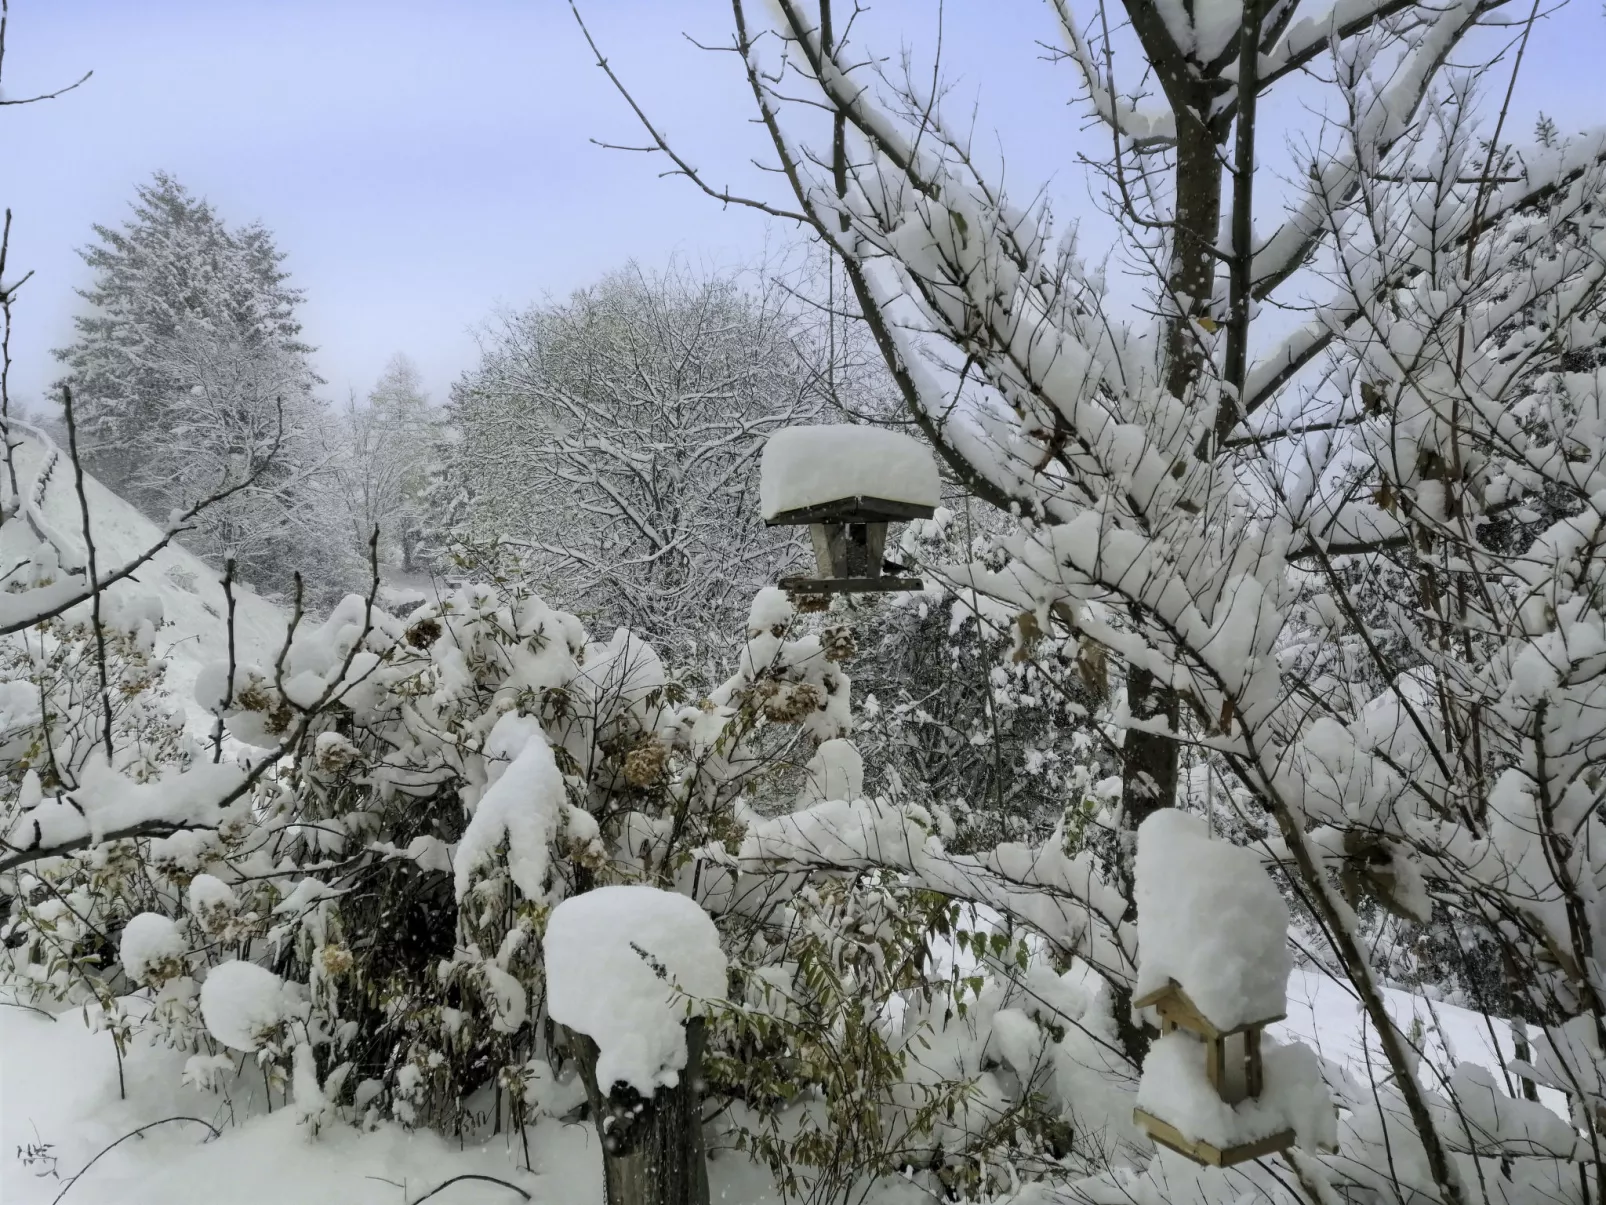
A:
[1131,811,1310,1167]
[760,425,939,597]
[1130,978,1295,1166]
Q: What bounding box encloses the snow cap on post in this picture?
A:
[759,424,939,523]
[545,885,727,1097]
[1135,809,1289,1031]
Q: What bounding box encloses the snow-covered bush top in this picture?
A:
[200,960,295,1052]
[545,885,727,1096]
[118,912,185,987]
[1135,810,1289,1029]
[759,424,940,520]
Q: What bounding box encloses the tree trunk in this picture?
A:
[1121,665,1182,832]
[1120,108,1224,835]
[569,1019,710,1205]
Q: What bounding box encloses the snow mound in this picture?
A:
[200,961,290,1051]
[545,885,727,1096]
[118,913,185,986]
[760,425,940,519]
[1135,809,1290,1029]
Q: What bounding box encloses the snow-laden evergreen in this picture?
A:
[53,174,356,600]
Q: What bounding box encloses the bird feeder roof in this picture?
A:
[1133,980,1285,1039]
[760,425,940,525]
[1135,810,1292,1032]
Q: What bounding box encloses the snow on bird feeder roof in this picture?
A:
[760,425,940,523]
[760,425,939,598]
[1134,809,1290,1033]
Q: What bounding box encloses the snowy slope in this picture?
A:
[0,1004,790,1205]
[1278,966,1568,1117]
[9,433,287,731]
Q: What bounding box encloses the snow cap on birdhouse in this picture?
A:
[760,425,939,598]
[1134,809,1290,1032]
[760,425,940,524]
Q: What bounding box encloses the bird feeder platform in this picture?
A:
[1132,979,1295,1166]
[1131,1108,1294,1168]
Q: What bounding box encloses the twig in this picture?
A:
[0,0,92,106]
[0,996,57,1019]
[0,206,27,504]
[50,1117,220,1205]
[568,0,809,223]
[60,385,113,759]
[212,558,238,762]
[407,1173,532,1204]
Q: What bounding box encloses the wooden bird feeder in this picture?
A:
[1131,979,1295,1167]
[760,426,939,597]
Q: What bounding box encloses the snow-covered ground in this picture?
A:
[1,966,1559,1205]
[11,432,289,732]
[1279,966,1568,1119]
[0,1001,593,1205]
[0,1000,789,1205]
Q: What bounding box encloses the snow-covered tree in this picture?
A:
[562,0,1606,1200]
[849,502,1117,853]
[54,174,350,598]
[332,353,437,571]
[445,261,824,654]
[13,2,1606,1201]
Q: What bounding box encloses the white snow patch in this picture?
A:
[1135,809,1290,1029]
[118,913,185,986]
[199,961,290,1052]
[545,885,727,1096]
[453,711,565,903]
[187,873,238,916]
[760,425,939,519]
[800,737,864,804]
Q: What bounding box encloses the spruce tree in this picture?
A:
[54,173,352,597]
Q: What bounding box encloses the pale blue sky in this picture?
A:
[4,0,1602,410]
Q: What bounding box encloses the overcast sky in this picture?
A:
[5,0,1602,411]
